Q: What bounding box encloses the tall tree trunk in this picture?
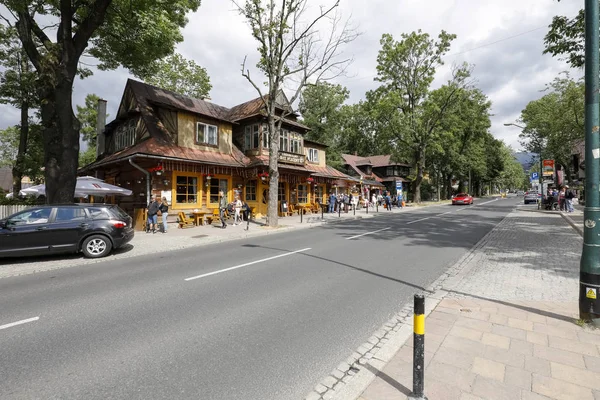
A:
[412,149,425,203]
[445,173,453,199]
[12,100,29,197]
[267,113,279,227]
[39,75,80,204]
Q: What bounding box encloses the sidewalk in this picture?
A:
[0,201,438,279]
[318,209,591,400]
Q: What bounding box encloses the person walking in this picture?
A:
[219,190,228,229]
[328,192,336,213]
[565,185,575,213]
[147,195,160,234]
[159,197,169,233]
[558,186,566,212]
[385,192,392,211]
[233,195,242,225]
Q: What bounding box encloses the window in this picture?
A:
[197,122,218,146]
[278,182,286,202]
[55,207,87,222]
[87,207,112,220]
[297,184,308,203]
[176,175,198,204]
[114,119,136,151]
[7,208,51,226]
[308,148,319,163]
[279,129,289,152]
[315,185,324,203]
[209,178,228,204]
[244,124,260,150]
[290,132,302,154]
[246,180,257,201]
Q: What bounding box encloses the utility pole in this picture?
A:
[580,0,600,320]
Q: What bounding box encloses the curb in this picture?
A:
[561,212,584,237]
[306,208,506,400]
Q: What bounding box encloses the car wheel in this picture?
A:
[82,235,113,258]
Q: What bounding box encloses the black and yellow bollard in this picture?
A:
[409,294,427,400]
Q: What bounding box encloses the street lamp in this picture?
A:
[504,122,544,198]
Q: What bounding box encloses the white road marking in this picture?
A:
[0,316,39,331]
[436,211,452,216]
[184,248,312,281]
[475,199,499,206]
[406,217,431,225]
[346,227,391,240]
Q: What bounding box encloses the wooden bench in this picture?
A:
[178,212,195,229]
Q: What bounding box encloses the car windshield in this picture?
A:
[456,193,468,197]
[107,205,129,220]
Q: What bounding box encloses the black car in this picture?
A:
[0,204,134,259]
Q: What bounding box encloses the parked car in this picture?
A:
[452,193,474,205]
[523,191,540,204]
[516,190,525,196]
[0,204,134,258]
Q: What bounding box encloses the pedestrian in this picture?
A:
[565,185,575,213]
[385,192,392,211]
[233,195,242,225]
[159,196,169,233]
[219,190,228,229]
[328,192,336,213]
[558,186,566,212]
[371,193,377,207]
[147,195,160,234]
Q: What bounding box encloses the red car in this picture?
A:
[452,193,474,205]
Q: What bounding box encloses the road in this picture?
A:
[0,197,519,400]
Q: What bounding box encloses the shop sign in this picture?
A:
[396,180,403,201]
[542,159,555,177]
[278,151,305,165]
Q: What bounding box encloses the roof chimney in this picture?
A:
[96,99,107,159]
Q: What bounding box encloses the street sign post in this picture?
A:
[531,172,539,181]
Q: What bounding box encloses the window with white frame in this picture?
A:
[262,124,270,149]
[308,148,319,163]
[114,119,136,151]
[197,122,218,146]
[290,133,301,154]
[244,124,260,150]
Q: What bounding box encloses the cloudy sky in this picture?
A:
[0,0,582,150]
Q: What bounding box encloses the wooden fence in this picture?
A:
[0,205,29,219]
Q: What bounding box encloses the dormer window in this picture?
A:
[244,124,260,150]
[197,122,218,146]
[114,119,136,151]
[308,148,319,163]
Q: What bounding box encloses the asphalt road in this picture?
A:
[0,197,519,400]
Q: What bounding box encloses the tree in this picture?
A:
[0,124,44,184]
[0,24,38,197]
[1,0,201,203]
[518,74,584,183]
[543,6,586,68]
[142,53,212,99]
[371,30,472,202]
[234,0,358,226]
[76,93,107,167]
[299,82,349,168]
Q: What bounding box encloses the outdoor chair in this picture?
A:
[206,209,221,225]
[178,212,195,229]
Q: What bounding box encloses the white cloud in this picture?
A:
[0,0,582,151]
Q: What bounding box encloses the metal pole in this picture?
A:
[366,201,368,214]
[300,208,303,223]
[580,0,600,320]
[338,202,341,217]
[353,203,356,216]
[321,204,324,220]
[409,294,427,400]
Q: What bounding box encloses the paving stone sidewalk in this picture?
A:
[352,210,593,400]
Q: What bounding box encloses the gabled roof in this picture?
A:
[127,79,234,123]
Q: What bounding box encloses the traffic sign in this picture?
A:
[531,172,539,180]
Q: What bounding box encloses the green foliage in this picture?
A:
[141,53,212,99]
[79,147,97,168]
[0,124,44,182]
[76,94,103,146]
[518,73,584,180]
[543,7,586,68]
[0,25,37,108]
[370,29,471,202]
[89,0,202,78]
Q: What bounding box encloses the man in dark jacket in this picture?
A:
[147,195,160,234]
[565,185,575,213]
[219,190,228,229]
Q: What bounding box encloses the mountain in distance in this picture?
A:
[513,152,537,172]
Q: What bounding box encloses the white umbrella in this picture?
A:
[19,177,131,197]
